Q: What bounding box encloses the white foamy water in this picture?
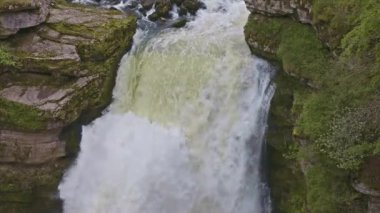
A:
[59,0,275,212]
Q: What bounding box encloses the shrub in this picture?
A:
[317,103,380,170]
[0,46,15,66]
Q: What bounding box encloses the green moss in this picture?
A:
[245,1,379,211]
[47,22,98,39]
[266,70,311,213]
[0,4,137,131]
[305,161,362,213]
[245,4,379,153]
[341,0,380,60]
[245,15,331,86]
[47,14,137,62]
[268,146,307,213]
[296,92,337,139]
[0,45,16,66]
[0,160,70,212]
[0,99,48,131]
[76,16,137,61]
[312,0,362,49]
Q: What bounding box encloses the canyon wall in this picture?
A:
[244,0,380,212]
[0,0,136,211]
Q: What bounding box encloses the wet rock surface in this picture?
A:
[90,0,205,23]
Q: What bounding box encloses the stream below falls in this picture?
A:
[59,0,276,212]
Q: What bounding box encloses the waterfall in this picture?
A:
[59,0,275,212]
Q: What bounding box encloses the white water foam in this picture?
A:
[59,0,275,212]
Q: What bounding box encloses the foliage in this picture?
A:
[245,0,380,211]
[245,15,331,86]
[317,104,380,170]
[0,46,15,66]
[341,0,380,60]
[305,162,359,213]
[312,0,364,49]
[0,99,48,131]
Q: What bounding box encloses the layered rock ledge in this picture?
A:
[0,2,136,164]
[245,0,312,24]
[0,0,52,38]
[0,1,136,211]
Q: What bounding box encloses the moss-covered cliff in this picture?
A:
[244,0,380,212]
[0,0,137,211]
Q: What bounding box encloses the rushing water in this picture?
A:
[59,0,275,212]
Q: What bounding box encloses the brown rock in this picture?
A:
[244,0,312,24]
[0,129,65,164]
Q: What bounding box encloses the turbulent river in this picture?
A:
[59,0,275,212]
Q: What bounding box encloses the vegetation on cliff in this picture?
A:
[0,46,15,66]
[245,0,380,212]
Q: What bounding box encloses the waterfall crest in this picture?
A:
[59,0,275,212]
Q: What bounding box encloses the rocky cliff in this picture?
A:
[0,0,136,211]
[244,0,380,212]
[0,0,52,38]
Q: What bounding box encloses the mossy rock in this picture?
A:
[0,2,137,131]
[155,0,172,18]
[170,19,187,28]
[0,160,69,212]
[181,0,205,15]
[245,1,380,211]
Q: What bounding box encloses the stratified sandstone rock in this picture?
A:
[0,1,136,211]
[0,129,65,163]
[0,2,137,164]
[244,0,312,24]
[0,0,51,38]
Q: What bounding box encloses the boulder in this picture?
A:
[148,12,159,21]
[155,0,172,18]
[140,0,155,10]
[181,0,204,15]
[170,18,187,28]
[0,0,51,39]
[354,156,380,213]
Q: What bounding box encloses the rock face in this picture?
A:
[244,0,312,24]
[353,182,380,213]
[0,2,136,164]
[0,0,51,38]
[147,0,205,21]
[0,1,137,211]
[0,129,65,163]
[244,0,380,212]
